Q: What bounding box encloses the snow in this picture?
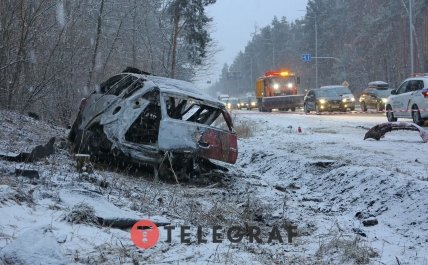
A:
[56,1,65,27]
[0,226,68,265]
[1,109,428,264]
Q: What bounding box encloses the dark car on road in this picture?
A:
[304,88,348,113]
[225,97,239,110]
[319,85,355,111]
[238,96,258,110]
[359,81,391,111]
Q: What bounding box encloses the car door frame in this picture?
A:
[390,81,411,118]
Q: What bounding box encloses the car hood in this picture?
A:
[319,96,343,101]
[341,93,354,99]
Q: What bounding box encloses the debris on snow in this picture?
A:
[15,169,40,179]
[364,122,428,142]
[362,217,379,227]
[0,137,56,162]
[59,189,169,229]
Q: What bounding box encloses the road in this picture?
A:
[232,108,427,128]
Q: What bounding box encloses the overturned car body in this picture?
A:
[69,68,238,178]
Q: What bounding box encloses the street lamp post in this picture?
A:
[409,0,414,74]
[315,13,318,88]
[242,54,254,91]
[272,43,275,69]
[301,12,319,88]
[313,56,346,81]
[263,40,275,69]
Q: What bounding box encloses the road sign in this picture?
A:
[301,54,312,62]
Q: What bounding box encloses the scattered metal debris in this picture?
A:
[74,154,93,173]
[0,137,56,162]
[69,68,238,178]
[15,169,40,179]
[362,217,379,227]
[60,189,170,229]
[364,122,428,142]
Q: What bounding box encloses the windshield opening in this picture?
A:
[124,90,161,145]
[164,95,232,131]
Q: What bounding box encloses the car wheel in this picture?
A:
[386,105,397,122]
[361,102,367,112]
[376,102,383,112]
[412,105,424,125]
[290,107,296,112]
[303,103,311,114]
[350,106,355,111]
[315,104,321,114]
[74,124,111,159]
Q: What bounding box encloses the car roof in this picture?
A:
[126,73,222,106]
[405,76,428,81]
[319,85,348,89]
[368,81,388,86]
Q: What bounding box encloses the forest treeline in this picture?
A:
[1,0,427,124]
[209,0,428,97]
[0,0,215,124]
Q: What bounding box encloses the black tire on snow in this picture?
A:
[386,105,397,122]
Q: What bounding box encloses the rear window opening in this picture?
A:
[164,95,232,132]
[125,90,161,145]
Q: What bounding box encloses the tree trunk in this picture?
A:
[87,0,105,90]
[170,4,180,78]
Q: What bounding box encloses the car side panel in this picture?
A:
[158,119,238,164]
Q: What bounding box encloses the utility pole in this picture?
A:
[272,43,275,69]
[315,13,318,88]
[409,0,414,74]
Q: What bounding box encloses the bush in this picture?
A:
[66,202,98,225]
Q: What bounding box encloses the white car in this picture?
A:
[386,74,428,125]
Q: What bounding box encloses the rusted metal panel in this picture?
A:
[199,128,237,164]
[158,119,237,164]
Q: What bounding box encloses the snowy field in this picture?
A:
[1,109,428,265]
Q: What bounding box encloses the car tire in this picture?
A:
[376,102,383,112]
[386,105,397,122]
[290,107,296,112]
[361,102,367,112]
[315,104,321,114]
[350,106,355,111]
[304,103,309,114]
[74,124,111,159]
[412,105,424,125]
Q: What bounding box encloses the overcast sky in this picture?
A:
[202,0,309,86]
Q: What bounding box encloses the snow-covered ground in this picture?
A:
[1,109,427,264]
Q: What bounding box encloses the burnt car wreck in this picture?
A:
[69,68,238,179]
